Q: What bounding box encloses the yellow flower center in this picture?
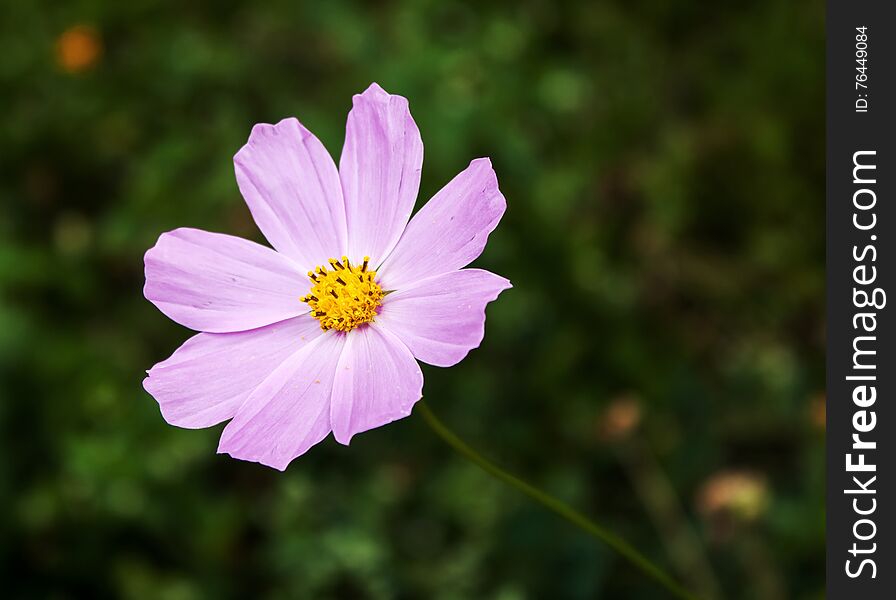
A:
[302,256,383,332]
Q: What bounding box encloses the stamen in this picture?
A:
[302,256,384,332]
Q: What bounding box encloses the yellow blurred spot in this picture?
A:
[598,394,642,442]
[56,25,102,73]
[697,470,768,522]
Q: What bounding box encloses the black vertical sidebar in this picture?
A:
[827,1,895,597]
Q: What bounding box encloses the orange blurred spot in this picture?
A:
[598,394,642,442]
[56,25,102,73]
[697,470,768,522]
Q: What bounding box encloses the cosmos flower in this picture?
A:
[143,83,510,470]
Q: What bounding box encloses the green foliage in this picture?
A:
[0,0,823,598]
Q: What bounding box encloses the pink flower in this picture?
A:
[143,83,510,470]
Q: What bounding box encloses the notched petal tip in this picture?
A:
[357,81,390,100]
[494,274,513,292]
[140,367,201,431]
[143,228,168,264]
[142,372,189,430]
[215,445,291,472]
[235,117,309,163]
[216,430,297,472]
[145,227,201,255]
[332,400,420,447]
[353,82,411,113]
[332,429,355,446]
[142,228,177,302]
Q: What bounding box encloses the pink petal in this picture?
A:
[330,323,423,445]
[144,228,308,333]
[377,269,511,367]
[217,331,346,470]
[234,117,347,273]
[143,316,323,429]
[339,83,423,266]
[377,158,505,291]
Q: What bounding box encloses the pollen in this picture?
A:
[302,256,384,332]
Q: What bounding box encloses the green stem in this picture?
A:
[416,400,700,600]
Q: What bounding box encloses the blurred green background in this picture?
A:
[0,1,824,598]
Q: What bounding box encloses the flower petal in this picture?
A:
[234,117,347,272]
[377,158,505,290]
[339,83,423,266]
[217,331,345,470]
[377,269,511,367]
[330,323,423,445]
[144,228,307,333]
[143,316,323,429]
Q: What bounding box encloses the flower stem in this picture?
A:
[416,400,700,600]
